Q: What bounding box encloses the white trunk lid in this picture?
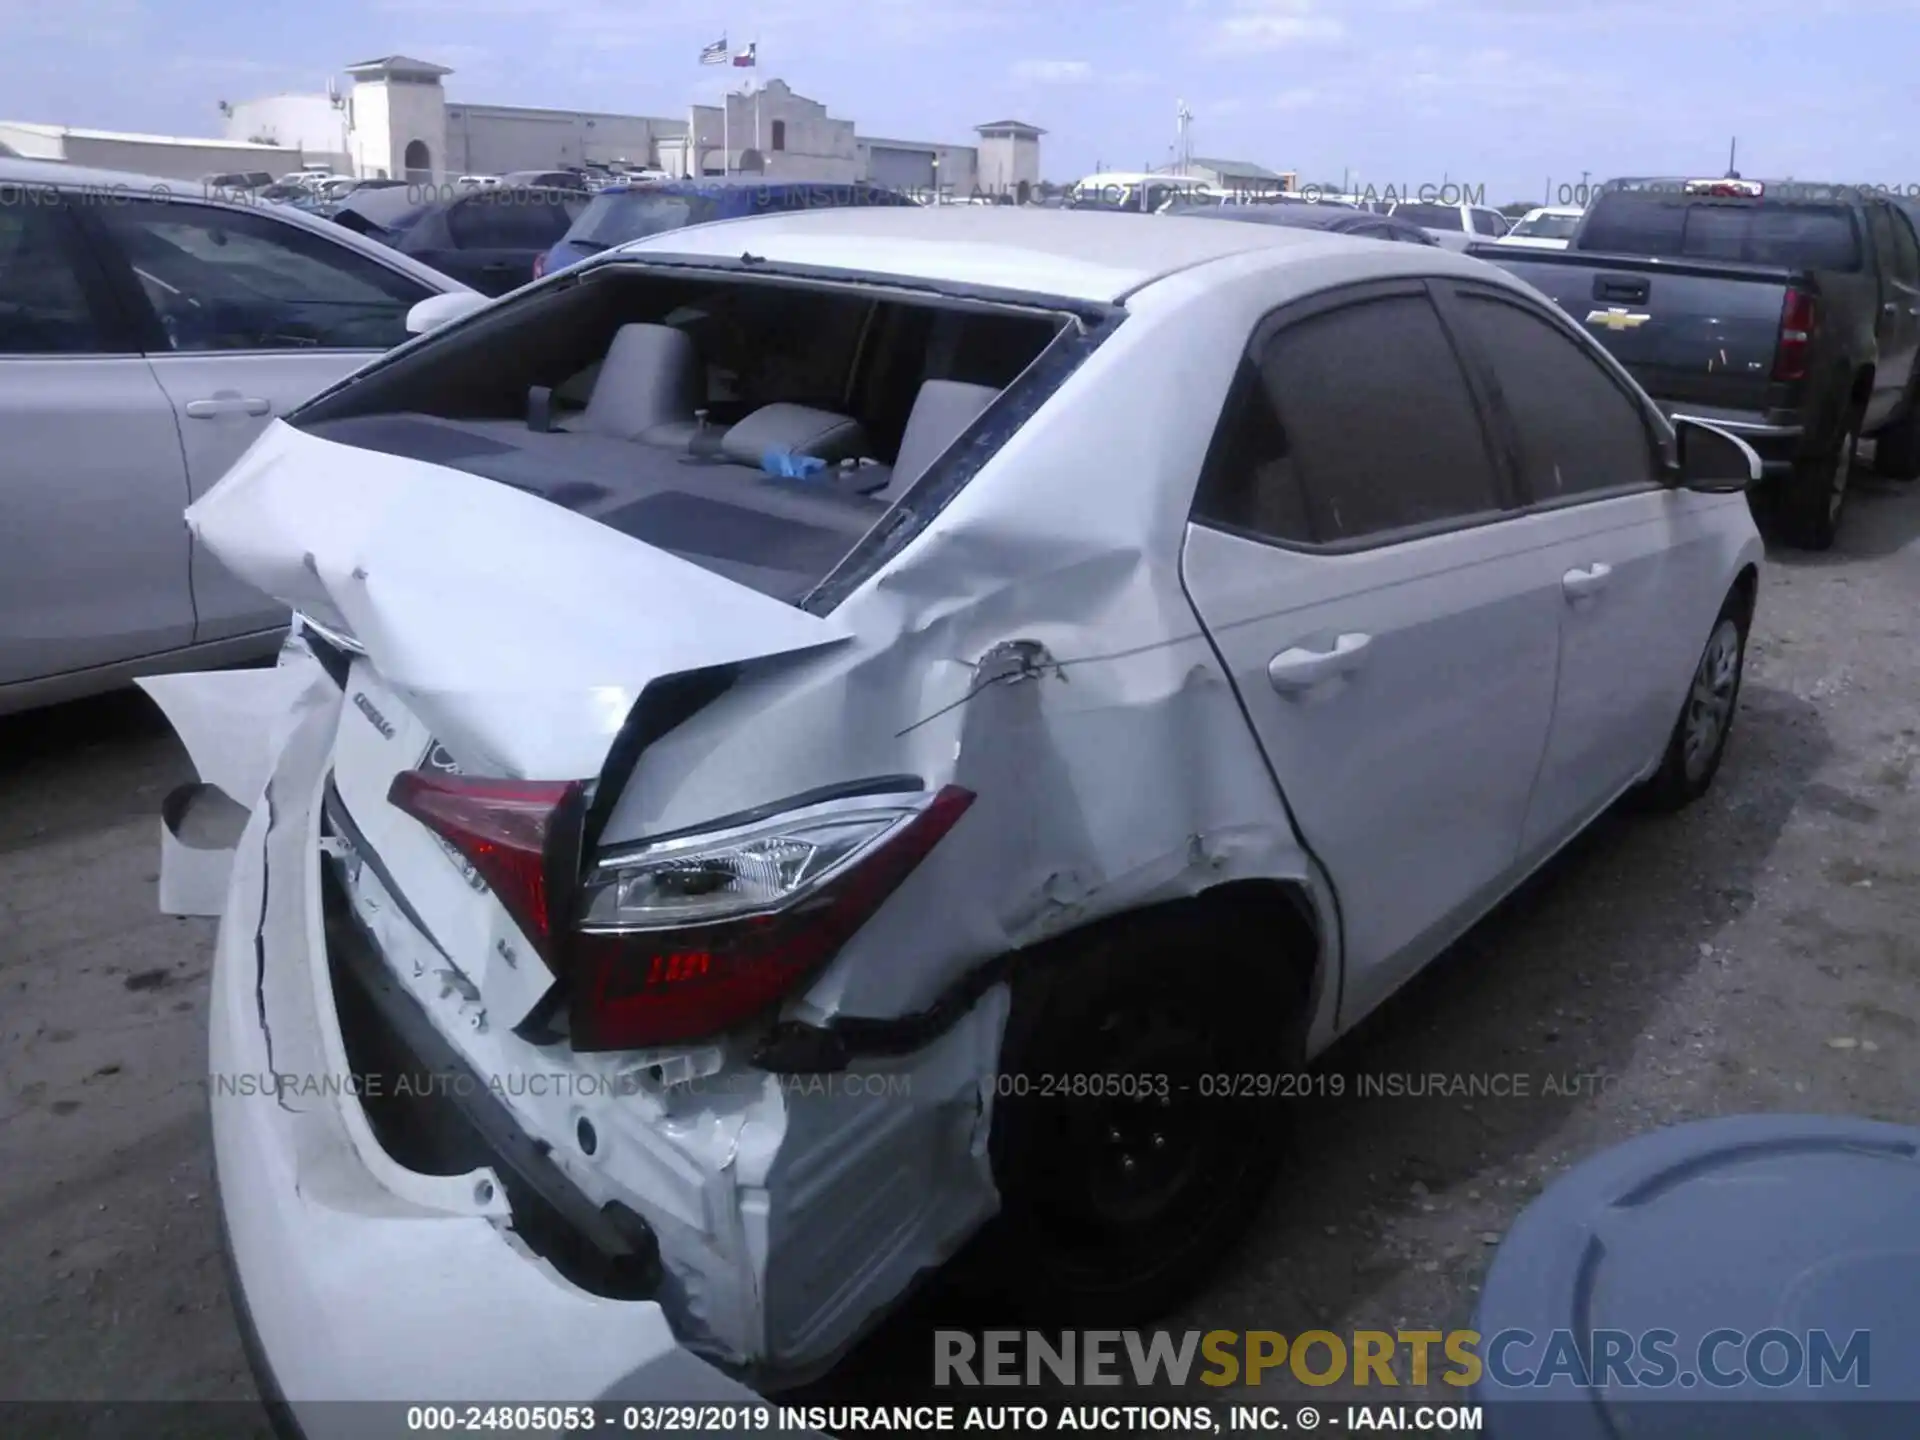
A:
[189,419,852,1028]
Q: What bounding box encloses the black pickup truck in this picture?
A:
[1470,178,1920,548]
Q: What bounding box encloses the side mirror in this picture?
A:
[405,291,490,336]
[1671,417,1762,492]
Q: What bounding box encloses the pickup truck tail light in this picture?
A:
[389,772,975,1052]
[1774,288,1816,382]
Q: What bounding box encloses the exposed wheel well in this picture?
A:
[1015,878,1321,1025]
[1731,563,1759,624]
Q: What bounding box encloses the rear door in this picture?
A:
[79,197,439,644]
[1437,279,1727,846]
[0,187,196,687]
[1180,280,1562,1021]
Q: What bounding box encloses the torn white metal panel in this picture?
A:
[184,421,852,779]
[138,658,338,917]
[139,662,332,810]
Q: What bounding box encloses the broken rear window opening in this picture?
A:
[289,260,1115,611]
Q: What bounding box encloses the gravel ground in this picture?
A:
[3,475,1917,1424]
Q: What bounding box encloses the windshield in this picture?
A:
[1514,212,1581,239]
[568,191,719,249]
[1577,194,1861,269]
[1393,203,1465,231]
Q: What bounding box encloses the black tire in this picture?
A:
[956,907,1304,1324]
[1779,412,1860,550]
[1638,587,1751,812]
[1873,387,1920,480]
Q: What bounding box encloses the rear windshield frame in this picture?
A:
[285,256,1124,615]
[1576,193,1863,270]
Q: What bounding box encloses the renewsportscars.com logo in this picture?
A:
[934,1329,1872,1391]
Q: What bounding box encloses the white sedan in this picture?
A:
[1498,204,1585,249]
[0,156,470,714]
[141,206,1764,1412]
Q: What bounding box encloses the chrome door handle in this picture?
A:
[1267,632,1371,693]
[1562,562,1614,599]
[184,393,271,419]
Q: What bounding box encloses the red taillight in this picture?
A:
[568,786,975,1051]
[387,770,584,965]
[1775,288,1816,382]
[532,251,548,279]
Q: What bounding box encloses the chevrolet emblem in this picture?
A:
[1586,307,1651,331]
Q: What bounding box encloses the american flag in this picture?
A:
[699,37,728,64]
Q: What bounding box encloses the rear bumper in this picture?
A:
[162,649,1005,1411]
[204,672,793,1426]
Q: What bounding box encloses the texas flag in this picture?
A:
[732,42,757,67]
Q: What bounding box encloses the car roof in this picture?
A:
[0,154,468,293]
[615,204,1501,303]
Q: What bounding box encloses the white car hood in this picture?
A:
[186,420,850,779]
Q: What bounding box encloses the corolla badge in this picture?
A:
[352,692,396,740]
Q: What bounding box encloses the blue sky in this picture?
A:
[5,0,1919,203]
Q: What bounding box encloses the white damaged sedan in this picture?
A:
[142,207,1765,1414]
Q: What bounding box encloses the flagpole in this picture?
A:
[721,25,730,175]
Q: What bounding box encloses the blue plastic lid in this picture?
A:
[1471,1115,1920,1439]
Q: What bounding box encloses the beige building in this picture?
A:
[4,57,1044,193]
[219,57,1038,195]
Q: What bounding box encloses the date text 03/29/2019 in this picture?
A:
[987,1072,1616,1100]
[400,1402,1483,1433]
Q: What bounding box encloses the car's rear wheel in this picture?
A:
[957,906,1303,1323]
[1780,413,1860,550]
[1638,587,1751,812]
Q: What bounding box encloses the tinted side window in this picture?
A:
[1454,293,1656,499]
[1205,293,1501,544]
[0,194,109,354]
[93,200,433,351]
[1192,358,1312,543]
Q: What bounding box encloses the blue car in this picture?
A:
[535,177,919,277]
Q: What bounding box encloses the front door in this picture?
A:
[1437,280,1732,849]
[1181,282,1561,1022]
[79,197,437,643]
[0,189,195,688]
